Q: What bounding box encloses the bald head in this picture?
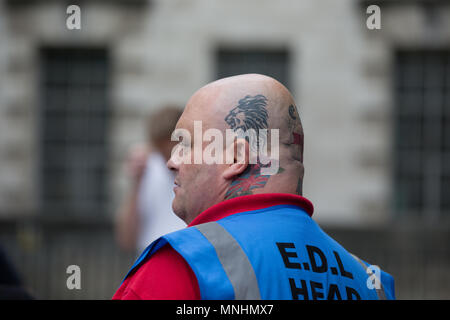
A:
[186,74,303,164]
[168,74,304,223]
[185,74,299,133]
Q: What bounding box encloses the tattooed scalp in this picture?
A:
[224,95,268,132]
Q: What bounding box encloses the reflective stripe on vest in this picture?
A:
[195,222,261,300]
[351,254,386,300]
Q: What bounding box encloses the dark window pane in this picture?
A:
[442,176,450,212]
[395,116,423,149]
[216,48,290,89]
[394,51,450,218]
[394,177,423,217]
[40,48,110,217]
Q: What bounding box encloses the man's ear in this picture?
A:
[222,138,249,180]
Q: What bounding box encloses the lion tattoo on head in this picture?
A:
[225,94,268,132]
[223,96,273,200]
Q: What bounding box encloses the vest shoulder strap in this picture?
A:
[195,222,261,299]
[350,253,387,300]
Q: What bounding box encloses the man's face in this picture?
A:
[167,113,225,224]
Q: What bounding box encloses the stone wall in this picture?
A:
[0,0,449,226]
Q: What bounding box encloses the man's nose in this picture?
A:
[167,156,178,171]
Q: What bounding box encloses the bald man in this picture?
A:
[113,74,395,300]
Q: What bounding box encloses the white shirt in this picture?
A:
[136,152,186,253]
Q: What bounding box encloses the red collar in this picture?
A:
[188,193,314,227]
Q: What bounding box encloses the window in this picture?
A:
[216,48,290,89]
[40,48,110,217]
[394,50,450,220]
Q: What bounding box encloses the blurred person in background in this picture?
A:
[115,106,186,254]
[0,245,33,300]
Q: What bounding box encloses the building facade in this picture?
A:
[0,0,450,299]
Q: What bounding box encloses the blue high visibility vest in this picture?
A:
[124,204,395,300]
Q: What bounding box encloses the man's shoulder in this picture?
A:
[114,243,200,300]
[135,243,185,277]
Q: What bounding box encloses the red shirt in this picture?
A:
[112,193,313,300]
